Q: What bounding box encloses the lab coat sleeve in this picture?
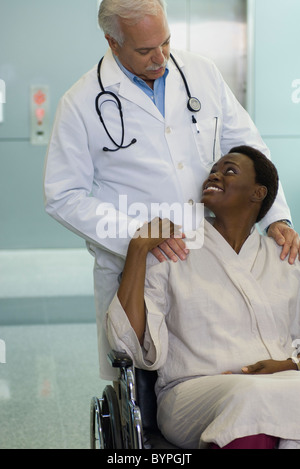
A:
[106,261,169,370]
[216,66,292,231]
[44,93,141,258]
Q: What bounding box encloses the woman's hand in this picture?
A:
[223,359,297,375]
[241,359,297,375]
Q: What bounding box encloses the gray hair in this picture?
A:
[98,0,167,45]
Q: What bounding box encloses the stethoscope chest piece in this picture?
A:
[188,97,202,113]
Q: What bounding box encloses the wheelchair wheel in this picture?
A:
[90,397,105,449]
[90,385,123,449]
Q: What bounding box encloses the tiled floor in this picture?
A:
[0,249,109,449]
[0,323,108,449]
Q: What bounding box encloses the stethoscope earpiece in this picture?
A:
[96,54,201,152]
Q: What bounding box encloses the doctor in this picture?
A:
[44,0,299,380]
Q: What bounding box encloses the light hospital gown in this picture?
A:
[106,219,300,448]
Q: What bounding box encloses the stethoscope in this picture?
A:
[95,53,201,152]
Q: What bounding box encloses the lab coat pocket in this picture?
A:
[192,116,222,167]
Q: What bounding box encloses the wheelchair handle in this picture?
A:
[107,350,133,369]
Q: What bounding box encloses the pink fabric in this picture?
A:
[210,434,279,449]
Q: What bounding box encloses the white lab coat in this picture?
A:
[44,48,291,379]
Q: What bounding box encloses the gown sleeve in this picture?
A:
[105,259,170,370]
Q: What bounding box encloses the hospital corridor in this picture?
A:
[1,0,300,451]
[0,249,106,449]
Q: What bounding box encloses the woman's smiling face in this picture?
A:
[201,153,259,217]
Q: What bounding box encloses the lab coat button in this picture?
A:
[177,162,184,170]
[165,126,172,134]
[188,199,195,206]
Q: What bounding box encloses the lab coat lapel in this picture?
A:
[165,53,186,122]
[101,49,164,123]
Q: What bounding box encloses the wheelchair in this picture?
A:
[90,350,179,450]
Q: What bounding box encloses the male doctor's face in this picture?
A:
[106,7,171,88]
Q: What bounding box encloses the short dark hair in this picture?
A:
[228,145,279,223]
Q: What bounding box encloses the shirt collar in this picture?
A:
[113,55,169,88]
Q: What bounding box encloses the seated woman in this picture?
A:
[106,145,300,450]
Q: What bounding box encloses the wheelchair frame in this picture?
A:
[90,350,144,449]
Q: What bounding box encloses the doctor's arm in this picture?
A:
[44,95,141,259]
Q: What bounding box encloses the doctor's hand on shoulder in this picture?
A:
[267,221,300,265]
[133,218,189,263]
[150,231,189,263]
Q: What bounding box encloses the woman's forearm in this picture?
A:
[117,218,179,344]
[117,239,149,344]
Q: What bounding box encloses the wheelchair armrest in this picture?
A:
[107,350,133,368]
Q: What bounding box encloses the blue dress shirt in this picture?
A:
[114,56,169,117]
